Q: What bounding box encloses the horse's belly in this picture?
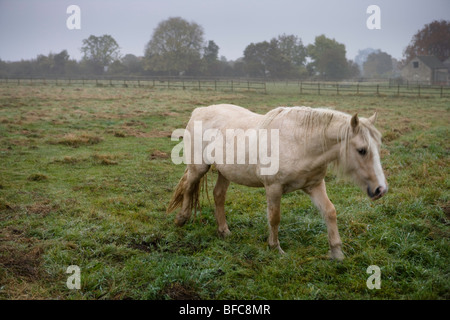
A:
[281,168,327,194]
[215,164,264,188]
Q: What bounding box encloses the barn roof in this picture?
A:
[416,56,447,70]
[443,57,450,68]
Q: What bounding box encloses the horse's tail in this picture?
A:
[166,168,203,215]
[166,167,212,222]
[166,168,190,214]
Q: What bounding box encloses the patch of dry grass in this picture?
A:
[149,149,169,160]
[0,227,49,299]
[27,173,48,181]
[52,132,103,147]
[92,153,119,165]
[52,153,125,166]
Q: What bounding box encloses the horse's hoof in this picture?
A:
[174,215,188,227]
[269,244,285,255]
[329,249,344,261]
[217,228,231,238]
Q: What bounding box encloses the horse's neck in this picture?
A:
[305,121,347,168]
[307,142,341,169]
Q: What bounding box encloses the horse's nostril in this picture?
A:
[374,187,381,196]
[368,186,385,199]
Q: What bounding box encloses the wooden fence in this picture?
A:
[1,77,450,98]
[269,81,450,98]
[0,77,267,94]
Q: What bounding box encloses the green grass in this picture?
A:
[0,85,448,300]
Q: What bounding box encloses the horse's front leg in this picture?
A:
[265,184,285,254]
[306,180,344,261]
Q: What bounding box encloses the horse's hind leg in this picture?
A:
[175,164,210,226]
[213,171,231,237]
[306,180,344,261]
[265,183,285,254]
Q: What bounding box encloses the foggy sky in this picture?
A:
[0,0,449,62]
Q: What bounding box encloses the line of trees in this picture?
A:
[0,18,448,80]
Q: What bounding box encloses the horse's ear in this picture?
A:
[368,112,377,125]
[351,113,359,132]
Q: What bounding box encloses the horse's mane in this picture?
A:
[261,105,343,126]
[260,106,381,166]
[260,106,349,140]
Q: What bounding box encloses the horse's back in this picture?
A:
[189,104,263,130]
[193,104,257,116]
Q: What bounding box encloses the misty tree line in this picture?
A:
[1,18,448,80]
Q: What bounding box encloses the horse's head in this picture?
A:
[342,113,388,200]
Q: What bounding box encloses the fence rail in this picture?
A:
[1,77,450,98]
[0,77,267,94]
[269,81,450,98]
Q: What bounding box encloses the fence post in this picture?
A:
[336,83,339,95]
[397,84,400,97]
[214,80,217,91]
[318,83,320,95]
[299,82,303,94]
[376,84,379,95]
[357,83,359,95]
[231,80,234,92]
[440,86,443,98]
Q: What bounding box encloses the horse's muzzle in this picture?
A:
[367,185,387,200]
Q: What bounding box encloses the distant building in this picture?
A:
[444,57,450,73]
[401,56,448,85]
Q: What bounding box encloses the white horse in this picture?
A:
[167,104,388,260]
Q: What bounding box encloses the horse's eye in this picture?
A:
[357,148,367,156]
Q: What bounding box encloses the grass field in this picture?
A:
[0,84,448,299]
